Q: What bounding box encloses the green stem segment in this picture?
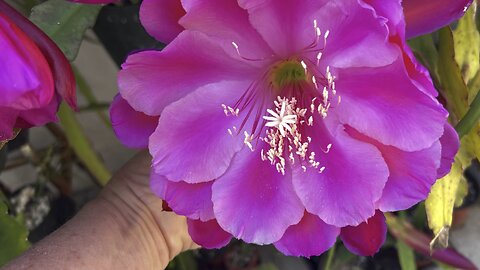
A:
[324,243,336,270]
[58,103,111,186]
[455,90,480,138]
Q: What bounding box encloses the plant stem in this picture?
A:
[58,103,111,186]
[455,90,480,138]
[324,243,336,270]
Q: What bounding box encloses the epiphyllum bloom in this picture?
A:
[111,0,460,257]
[0,0,76,141]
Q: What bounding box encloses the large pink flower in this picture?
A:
[0,0,76,141]
[111,0,460,257]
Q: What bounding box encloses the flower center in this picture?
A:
[270,60,307,89]
[224,20,340,175]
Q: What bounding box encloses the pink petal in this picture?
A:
[239,0,397,67]
[238,0,326,57]
[110,94,159,149]
[403,0,473,39]
[0,12,54,110]
[140,0,185,44]
[118,30,257,116]
[150,172,214,221]
[274,212,339,257]
[292,122,389,227]
[340,211,386,256]
[150,80,250,183]
[212,147,305,244]
[437,123,459,178]
[187,219,232,249]
[179,0,272,60]
[346,126,441,212]
[334,60,448,152]
[317,0,398,68]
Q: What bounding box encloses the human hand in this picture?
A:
[2,151,198,270]
[98,151,199,267]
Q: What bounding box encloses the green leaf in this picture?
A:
[396,239,417,270]
[453,4,480,83]
[0,201,30,266]
[29,0,101,61]
[58,103,111,185]
[437,27,470,122]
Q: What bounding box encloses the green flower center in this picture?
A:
[271,60,307,89]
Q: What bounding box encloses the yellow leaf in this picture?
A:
[425,160,466,249]
[453,3,480,83]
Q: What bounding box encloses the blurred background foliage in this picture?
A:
[1,0,480,269]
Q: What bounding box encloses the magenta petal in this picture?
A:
[150,172,214,221]
[238,0,327,57]
[150,80,250,183]
[179,0,272,60]
[437,124,460,178]
[293,124,388,227]
[344,126,442,212]
[118,30,257,116]
[0,12,54,110]
[110,94,159,149]
[0,107,18,141]
[16,94,59,128]
[274,212,339,257]
[403,0,473,38]
[340,211,386,256]
[0,1,76,110]
[187,219,232,249]
[212,147,304,244]
[334,60,448,152]
[140,0,185,44]
[317,0,398,69]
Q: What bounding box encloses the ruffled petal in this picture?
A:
[403,0,473,39]
[364,0,439,98]
[317,0,398,68]
[110,94,159,149]
[140,0,185,44]
[118,30,257,116]
[150,80,250,183]
[179,0,272,60]
[274,212,339,257]
[292,122,389,227]
[345,126,441,212]
[437,123,460,178]
[187,219,232,249]
[212,147,304,244]
[150,172,214,221]
[334,60,448,152]
[340,211,386,256]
